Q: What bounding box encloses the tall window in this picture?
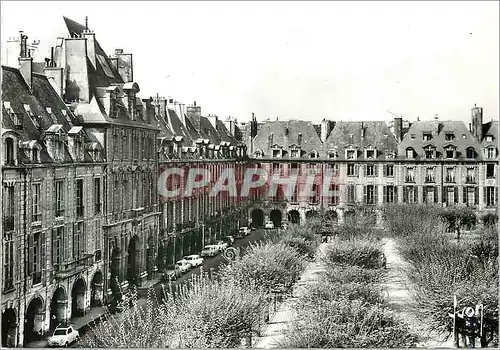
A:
[366,164,375,176]
[347,184,356,203]
[466,168,476,183]
[384,185,396,203]
[76,179,84,217]
[347,164,357,176]
[94,178,101,214]
[73,222,84,260]
[328,184,339,205]
[4,239,14,290]
[364,185,377,205]
[52,227,64,267]
[486,164,495,178]
[5,138,15,165]
[486,148,496,159]
[425,168,435,183]
[55,180,65,217]
[384,164,394,177]
[404,186,418,204]
[32,183,41,222]
[30,232,42,284]
[485,187,496,207]
[445,168,455,183]
[3,184,14,231]
[405,167,415,182]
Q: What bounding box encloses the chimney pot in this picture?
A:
[194,101,196,107]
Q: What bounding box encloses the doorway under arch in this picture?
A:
[90,271,104,307]
[127,235,140,287]
[269,209,282,228]
[288,210,300,224]
[251,208,265,227]
[24,296,44,343]
[71,278,86,318]
[50,287,67,330]
[2,308,17,347]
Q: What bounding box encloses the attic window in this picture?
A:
[23,104,39,128]
[445,147,455,159]
[423,133,432,141]
[346,150,356,160]
[445,133,455,141]
[366,149,375,159]
[410,134,416,140]
[310,151,318,159]
[406,148,415,159]
[272,149,280,158]
[3,101,21,127]
[46,107,57,123]
[290,149,298,158]
[486,135,493,142]
[466,148,475,159]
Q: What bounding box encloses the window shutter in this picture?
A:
[383,164,387,177]
[363,165,367,177]
[28,233,34,276]
[383,186,387,203]
[403,186,407,203]
[454,187,459,203]
[414,187,418,203]
[434,186,438,203]
[394,186,398,203]
[374,165,379,177]
[483,187,487,206]
[374,185,378,204]
[463,187,467,204]
[443,187,447,203]
[475,187,479,205]
[363,185,367,204]
[355,165,359,176]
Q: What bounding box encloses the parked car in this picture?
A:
[184,254,204,267]
[47,326,79,347]
[200,245,219,257]
[163,264,182,280]
[176,260,192,273]
[215,241,228,251]
[239,227,251,236]
[264,220,275,229]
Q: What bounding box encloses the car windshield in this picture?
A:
[184,257,192,260]
[54,329,67,336]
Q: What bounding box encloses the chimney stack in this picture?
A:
[471,104,483,142]
[393,117,403,142]
[18,33,33,89]
[361,122,365,138]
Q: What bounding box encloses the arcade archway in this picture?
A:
[305,210,318,219]
[288,210,300,224]
[71,278,86,317]
[90,271,104,307]
[269,209,282,228]
[24,296,44,343]
[127,235,140,286]
[251,209,265,227]
[2,308,17,347]
[50,287,67,330]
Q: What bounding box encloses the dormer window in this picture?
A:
[4,137,16,165]
[290,149,298,158]
[21,140,41,163]
[272,149,280,158]
[366,149,375,159]
[328,150,338,159]
[445,133,455,141]
[423,133,432,141]
[445,146,455,159]
[424,146,435,159]
[486,147,497,159]
[485,135,494,142]
[406,147,415,159]
[309,150,318,159]
[254,150,264,158]
[410,134,416,140]
[346,149,356,160]
[466,147,475,159]
[4,101,22,127]
[24,104,39,128]
[385,151,395,159]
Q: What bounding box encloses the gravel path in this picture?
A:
[381,237,454,348]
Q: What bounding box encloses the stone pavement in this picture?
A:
[254,242,329,349]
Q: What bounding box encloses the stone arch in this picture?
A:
[71,277,87,317]
[90,270,104,307]
[2,308,17,347]
[127,235,140,286]
[269,209,283,228]
[251,208,265,227]
[50,286,67,330]
[288,210,300,224]
[305,210,318,219]
[24,295,44,343]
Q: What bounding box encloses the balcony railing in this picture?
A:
[465,176,476,184]
[405,176,415,183]
[425,176,435,183]
[54,254,94,278]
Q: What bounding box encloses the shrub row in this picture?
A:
[383,204,499,347]
[80,223,320,348]
[283,221,418,348]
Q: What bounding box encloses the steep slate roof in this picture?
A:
[251,120,323,157]
[2,65,101,163]
[324,121,398,160]
[398,120,482,160]
[216,119,238,145]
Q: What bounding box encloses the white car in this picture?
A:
[47,326,79,347]
[201,245,219,257]
[239,227,251,236]
[264,220,275,229]
[176,260,192,273]
[184,254,204,267]
[215,241,228,252]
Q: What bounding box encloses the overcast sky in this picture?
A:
[1,1,498,124]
